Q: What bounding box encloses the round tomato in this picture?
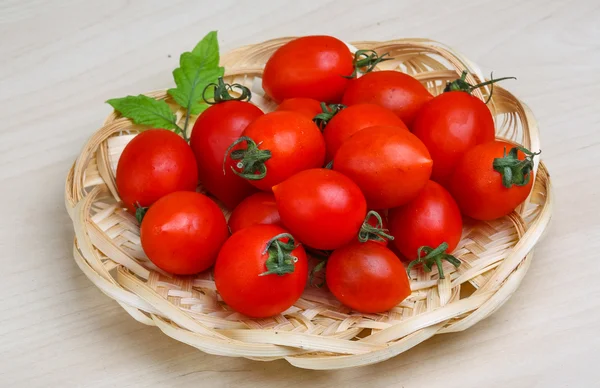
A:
[116,129,198,213]
[273,169,367,250]
[323,103,408,162]
[140,191,228,275]
[190,99,262,209]
[342,71,433,127]
[326,241,411,313]
[228,192,280,234]
[412,91,495,187]
[276,98,323,119]
[388,180,462,261]
[262,36,354,103]
[333,125,432,209]
[450,141,539,220]
[226,111,326,191]
[214,224,308,318]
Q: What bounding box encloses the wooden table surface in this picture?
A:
[1,0,599,387]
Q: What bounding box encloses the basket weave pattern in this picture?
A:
[65,38,552,370]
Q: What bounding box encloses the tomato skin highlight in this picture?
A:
[450,141,534,221]
[233,111,326,191]
[140,191,229,275]
[273,168,367,250]
[333,125,433,209]
[190,100,263,209]
[323,103,408,162]
[411,91,496,187]
[228,192,280,234]
[276,98,323,120]
[214,224,308,318]
[342,71,433,127]
[388,180,463,261]
[326,241,411,313]
[116,129,198,213]
[262,36,354,103]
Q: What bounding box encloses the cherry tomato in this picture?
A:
[326,241,411,313]
[333,125,433,209]
[140,191,229,275]
[227,111,326,191]
[116,129,198,213]
[342,71,433,127]
[190,100,263,209]
[412,91,495,187]
[273,168,367,250]
[450,141,538,221]
[276,98,323,119]
[323,103,408,162]
[262,36,354,103]
[388,180,463,260]
[214,224,308,318]
[228,192,280,234]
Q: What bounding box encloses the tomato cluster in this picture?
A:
[115,35,539,319]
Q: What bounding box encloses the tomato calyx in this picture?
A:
[134,202,148,224]
[345,49,393,79]
[203,77,252,104]
[260,233,300,276]
[407,242,461,280]
[444,71,516,103]
[313,103,346,130]
[358,210,394,244]
[493,145,541,188]
[224,136,272,181]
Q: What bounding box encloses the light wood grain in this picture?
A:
[1,0,599,387]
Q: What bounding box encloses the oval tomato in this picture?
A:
[412,91,495,187]
[273,169,367,250]
[116,129,198,213]
[190,100,263,209]
[140,191,228,275]
[226,111,326,191]
[342,71,433,127]
[276,98,323,119]
[214,224,308,318]
[333,125,433,209]
[323,103,408,162]
[228,192,280,234]
[450,141,539,220]
[388,180,462,261]
[326,241,411,313]
[262,36,354,103]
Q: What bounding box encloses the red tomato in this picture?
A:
[273,169,367,250]
[116,129,198,213]
[228,192,280,234]
[190,100,263,209]
[227,111,326,191]
[333,125,433,209]
[342,71,433,127]
[388,180,463,261]
[214,224,308,318]
[450,141,538,220]
[276,98,323,119]
[323,103,408,162]
[412,92,495,187]
[326,241,411,313]
[140,191,229,275]
[262,36,354,103]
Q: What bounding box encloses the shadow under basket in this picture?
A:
[65,38,552,370]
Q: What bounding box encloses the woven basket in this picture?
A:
[65,38,552,370]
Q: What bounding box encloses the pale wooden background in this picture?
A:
[1,0,599,387]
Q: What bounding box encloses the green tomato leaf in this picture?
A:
[168,31,224,115]
[106,95,181,132]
